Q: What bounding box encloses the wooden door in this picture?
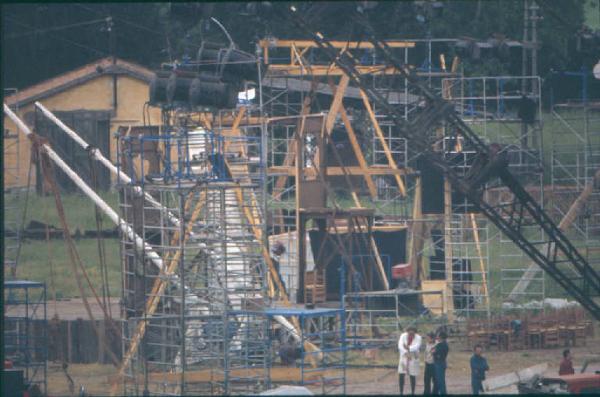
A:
[34,110,111,192]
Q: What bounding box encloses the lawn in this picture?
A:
[6,189,122,298]
[17,238,121,300]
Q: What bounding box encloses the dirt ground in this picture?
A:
[45,335,600,396]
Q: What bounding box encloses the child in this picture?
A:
[559,349,575,376]
[423,332,436,395]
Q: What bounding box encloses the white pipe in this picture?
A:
[33,102,183,231]
[4,103,164,272]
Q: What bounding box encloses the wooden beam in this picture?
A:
[269,166,413,177]
[324,74,350,135]
[112,191,206,395]
[443,178,454,318]
[469,213,490,311]
[265,64,457,77]
[112,366,340,385]
[359,89,407,196]
[224,156,321,367]
[508,168,600,299]
[259,39,415,50]
[408,176,426,286]
[272,79,319,200]
[327,78,378,198]
[316,78,389,290]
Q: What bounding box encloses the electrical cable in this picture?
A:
[4,15,107,57]
[5,17,107,39]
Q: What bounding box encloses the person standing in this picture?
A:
[423,332,437,395]
[517,94,537,148]
[470,344,489,395]
[432,331,449,395]
[559,349,575,376]
[398,326,422,395]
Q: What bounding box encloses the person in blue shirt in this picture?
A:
[470,344,489,395]
[432,331,449,394]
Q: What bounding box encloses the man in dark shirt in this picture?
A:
[432,331,449,394]
[517,94,537,148]
[279,341,302,366]
[559,349,575,376]
[470,344,489,395]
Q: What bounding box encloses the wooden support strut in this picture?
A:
[408,176,428,286]
[326,78,378,198]
[470,213,490,311]
[359,88,407,196]
[224,158,323,367]
[272,78,320,200]
[322,76,389,290]
[219,109,322,363]
[35,138,121,366]
[508,168,600,300]
[111,190,206,395]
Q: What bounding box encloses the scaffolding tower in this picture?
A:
[117,108,271,395]
[261,38,495,323]
[442,75,544,307]
[550,103,600,293]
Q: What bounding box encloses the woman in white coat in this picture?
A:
[398,326,422,395]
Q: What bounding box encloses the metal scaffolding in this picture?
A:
[442,75,544,306]
[265,307,347,395]
[117,108,271,395]
[3,280,48,396]
[550,103,600,292]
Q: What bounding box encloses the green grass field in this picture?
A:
[6,190,121,298]
[585,0,600,30]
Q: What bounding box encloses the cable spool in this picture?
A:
[148,72,170,106]
[189,77,238,109]
[166,73,195,105]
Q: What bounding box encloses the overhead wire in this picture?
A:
[4,15,107,57]
[5,17,108,39]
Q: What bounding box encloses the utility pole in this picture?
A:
[530,0,539,96]
[522,0,540,94]
[107,16,115,63]
[107,16,117,110]
[521,0,529,94]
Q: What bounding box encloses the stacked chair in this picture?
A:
[466,308,592,351]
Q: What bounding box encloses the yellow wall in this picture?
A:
[3,74,161,188]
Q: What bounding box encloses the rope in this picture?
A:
[13,142,36,276]
[32,133,121,366]
[87,146,112,320]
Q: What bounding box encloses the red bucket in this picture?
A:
[392,263,412,279]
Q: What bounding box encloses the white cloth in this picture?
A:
[398,332,422,376]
